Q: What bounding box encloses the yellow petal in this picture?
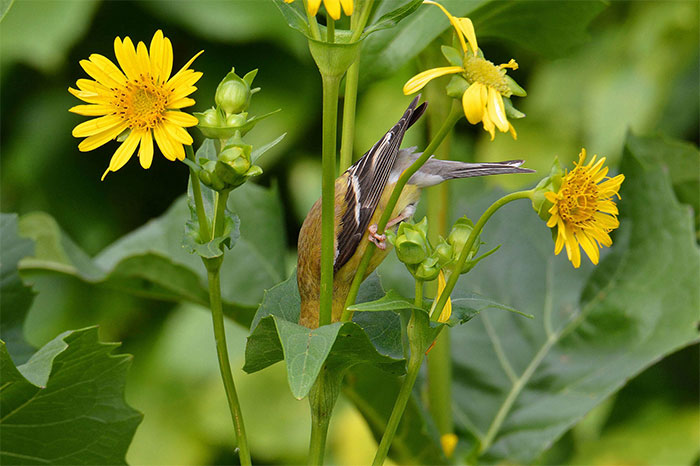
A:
[457,17,478,55]
[441,433,458,459]
[403,66,463,95]
[437,270,452,323]
[308,0,322,15]
[162,120,193,145]
[69,104,114,116]
[153,124,183,161]
[164,111,199,127]
[75,78,110,94]
[487,87,509,132]
[88,54,126,85]
[339,0,353,16]
[167,97,196,109]
[482,111,495,140]
[167,70,202,91]
[576,231,600,265]
[167,51,204,88]
[72,114,123,138]
[554,227,565,255]
[168,85,198,104]
[136,40,152,78]
[78,122,128,152]
[149,30,172,83]
[323,0,341,20]
[424,1,469,54]
[102,130,141,180]
[80,59,122,89]
[113,36,139,80]
[508,122,517,140]
[138,131,154,169]
[462,82,485,124]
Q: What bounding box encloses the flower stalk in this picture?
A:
[341,102,463,320]
[186,145,211,240]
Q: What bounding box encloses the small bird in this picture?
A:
[298,96,533,328]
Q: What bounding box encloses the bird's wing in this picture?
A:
[334,96,427,271]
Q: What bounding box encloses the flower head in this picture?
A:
[284,0,353,20]
[403,1,524,140]
[69,30,202,180]
[544,149,625,268]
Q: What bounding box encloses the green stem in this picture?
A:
[205,263,251,465]
[431,190,533,318]
[338,58,359,172]
[303,0,321,40]
[350,0,374,42]
[212,190,230,239]
[341,102,463,321]
[427,331,452,436]
[185,145,211,240]
[414,279,424,308]
[371,347,424,466]
[319,74,341,326]
[326,15,335,43]
[307,367,341,465]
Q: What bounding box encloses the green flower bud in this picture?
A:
[414,256,441,281]
[199,160,226,191]
[447,217,476,254]
[434,240,454,268]
[395,230,428,265]
[225,113,248,127]
[215,68,259,115]
[531,158,563,222]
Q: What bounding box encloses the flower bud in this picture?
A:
[215,68,259,115]
[530,158,563,221]
[414,256,441,281]
[447,217,475,254]
[434,240,454,268]
[226,113,248,127]
[199,160,226,191]
[395,229,428,265]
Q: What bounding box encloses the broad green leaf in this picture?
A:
[360,0,604,86]
[0,327,142,465]
[0,214,36,363]
[244,273,404,399]
[0,0,99,72]
[347,289,421,312]
[449,133,700,463]
[19,182,286,326]
[0,0,15,22]
[468,1,607,57]
[362,0,423,37]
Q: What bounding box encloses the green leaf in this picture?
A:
[449,133,700,463]
[347,289,421,312]
[0,0,15,22]
[0,214,36,363]
[362,0,424,37]
[184,205,240,259]
[244,272,405,399]
[18,182,287,326]
[0,0,100,72]
[251,132,287,163]
[272,0,309,36]
[360,0,605,86]
[469,1,607,57]
[0,328,142,464]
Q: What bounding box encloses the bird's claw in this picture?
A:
[368,224,387,250]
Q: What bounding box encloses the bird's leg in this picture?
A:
[368,224,387,250]
[367,208,415,250]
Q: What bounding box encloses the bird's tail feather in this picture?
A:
[445,159,535,179]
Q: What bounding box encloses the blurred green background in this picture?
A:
[1,0,698,464]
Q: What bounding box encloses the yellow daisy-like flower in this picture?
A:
[283,0,353,20]
[545,149,625,268]
[403,1,520,140]
[69,30,202,180]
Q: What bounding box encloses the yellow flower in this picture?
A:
[403,1,520,140]
[436,270,452,323]
[545,149,625,268]
[69,30,202,180]
[283,0,353,20]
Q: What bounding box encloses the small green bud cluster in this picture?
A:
[530,157,563,221]
[197,132,263,192]
[389,216,488,281]
[195,68,263,140]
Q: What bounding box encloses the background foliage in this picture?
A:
[1,0,698,464]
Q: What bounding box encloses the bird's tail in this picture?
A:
[439,159,535,179]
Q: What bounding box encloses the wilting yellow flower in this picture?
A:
[69,30,202,180]
[436,270,452,323]
[403,1,521,140]
[545,149,625,268]
[284,0,353,20]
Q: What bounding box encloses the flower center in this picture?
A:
[114,77,168,130]
[557,170,599,225]
[463,55,511,96]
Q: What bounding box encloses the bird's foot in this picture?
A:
[368,224,387,250]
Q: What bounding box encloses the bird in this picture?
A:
[297,95,534,328]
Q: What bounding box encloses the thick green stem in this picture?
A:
[339,58,359,172]
[185,145,211,240]
[307,367,341,465]
[431,190,533,318]
[205,263,251,465]
[341,102,463,321]
[414,279,424,308]
[319,74,341,326]
[426,331,452,435]
[371,348,424,466]
[212,190,230,239]
[326,15,335,43]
